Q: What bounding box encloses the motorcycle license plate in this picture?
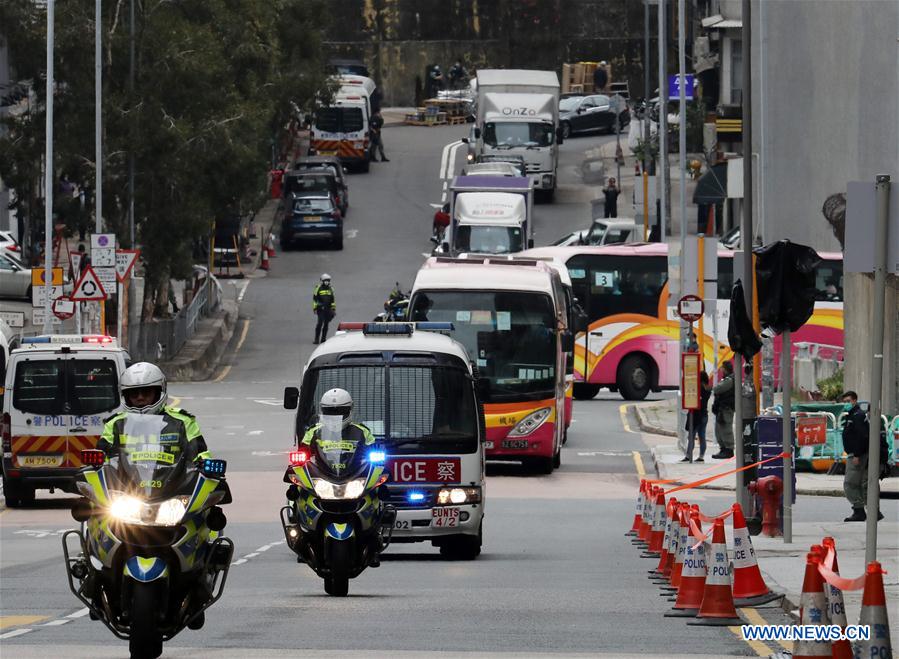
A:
[432,507,460,527]
[17,454,64,468]
[502,439,528,449]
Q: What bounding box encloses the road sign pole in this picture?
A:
[782,328,792,544]
[43,0,55,334]
[865,174,891,564]
[117,281,123,340]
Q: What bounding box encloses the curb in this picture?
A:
[159,300,239,382]
[632,403,678,437]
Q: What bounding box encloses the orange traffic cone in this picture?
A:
[792,547,832,659]
[652,497,678,575]
[631,482,649,544]
[821,537,852,659]
[637,486,656,545]
[688,518,743,626]
[659,502,685,594]
[267,233,277,258]
[643,490,666,556]
[730,503,782,606]
[627,481,645,536]
[854,561,892,659]
[665,510,706,617]
[668,504,690,591]
[260,244,270,271]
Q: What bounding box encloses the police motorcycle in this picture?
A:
[373,283,409,322]
[280,414,396,596]
[61,414,233,659]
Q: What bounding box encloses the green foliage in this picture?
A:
[817,368,845,401]
[0,0,333,317]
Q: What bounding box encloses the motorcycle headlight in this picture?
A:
[507,407,552,437]
[435,487,481,505]
[313,478,366,500]
[108,494,188,527]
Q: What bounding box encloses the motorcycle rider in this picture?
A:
[99,362,210,462]
[432,202,450,240]
[385,283,407,319]
[312,273,336,344]
[300,389,381,566]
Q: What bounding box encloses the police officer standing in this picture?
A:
[840,391,884,522]
[312,273,336,344]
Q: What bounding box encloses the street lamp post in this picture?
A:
[43,0,55,334]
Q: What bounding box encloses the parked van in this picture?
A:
[1,335,129,506]
[283,321,486,559]
[0,319,20,408]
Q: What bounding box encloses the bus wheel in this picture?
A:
[618,355,651,401]
[573,384,600,400]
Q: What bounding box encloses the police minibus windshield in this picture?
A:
[298,363,478,455]
[410,291,556,402]
[315,107,364,133]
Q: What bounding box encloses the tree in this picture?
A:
[0,0,333,317]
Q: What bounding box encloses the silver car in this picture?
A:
[0,252,32,299]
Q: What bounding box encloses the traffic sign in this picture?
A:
[796,417,827,446]
[0,311,25,328]
[668,73,694,100]
[31,267,64,286]
[52,296,76,320]
[70,252,82,277]
[71,265,108,301]
[32,285,63,307]
[95,267,117,292]
[681,352,701,410]
[91,233,117,267]
[677,294,704,322]
[115,249,140,282]
[32,308,63,326]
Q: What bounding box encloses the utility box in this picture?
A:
[754,416,797,510]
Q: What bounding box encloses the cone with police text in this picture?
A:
[665,510,705,617]
[642,490,667,557]
[659,502,684,593]
[652,497,677,575]
[667,504,690,591]
[730,503,781,606]
[688,518,743,626]
[853,561,892,659]
[820,537,852,659]
[627,481,645,536]
[635,485,653,545]
[792,547,831,659]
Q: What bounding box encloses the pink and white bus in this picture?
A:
[521,244,844,401]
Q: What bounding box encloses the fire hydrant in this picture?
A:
[749,476,783,537]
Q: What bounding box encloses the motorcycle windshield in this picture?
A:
[315,415,361,478]
[113,414,191,499]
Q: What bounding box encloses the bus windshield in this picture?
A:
[453,225,524,255]
[410,290,556,401]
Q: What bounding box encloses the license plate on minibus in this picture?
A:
[432,507,459,527]
[18,454,64,468]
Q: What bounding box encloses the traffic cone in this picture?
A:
[820,537,852,659]
[659,502,684,593]
[688,518,743,626]
[260,244,270,271]
[267,233,277,258]
[792,547,832,659]
[631,482,650,544]
[626,481,644,536]
[652,497,678,575]
[637,486,656,545]
[667,504,690,591]
[643,490,666,557]
[730,503,782,606]
[665,510,706,617]
[854,561,892,659]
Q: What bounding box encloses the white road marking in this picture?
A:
[439,139,463,179]
[67,608,90,618]
[202,397,234,401]
[252,399,282,407]
[13,529,67,539]
[346,229,359,239]
[231,558,247,566]
[576,451,638,457]
[0,628,33,639]
[251,450,290,457]
[247,430,264,436]
[256,544,274,552]
[243,552,259,559]
[223,425,245,429]
[40,619,71,627]
[236,280,251,303]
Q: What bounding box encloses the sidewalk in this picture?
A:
[632,397,899,647]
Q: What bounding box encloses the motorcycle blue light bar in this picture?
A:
[201,459,227,477]
[368,450,386,464]
[407,491,426,502]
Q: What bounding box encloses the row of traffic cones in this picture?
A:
[795,537,892,659]
[627,480,782,627]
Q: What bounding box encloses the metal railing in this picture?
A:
[128,276,222,362]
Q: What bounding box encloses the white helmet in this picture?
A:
[320,388,353,427]
[320,273,331,283]
[120,362,167,415]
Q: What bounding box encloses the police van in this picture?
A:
[283,322,486,559]
[1,335,129,507]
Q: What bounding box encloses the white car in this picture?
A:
[0,230,22,258]
[0,252,32,299]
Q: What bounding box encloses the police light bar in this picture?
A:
[22,335,116,345]
[414,322,455,332]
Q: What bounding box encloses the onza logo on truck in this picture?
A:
[501,107,537,116]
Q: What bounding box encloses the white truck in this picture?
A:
[309,75,376,172]
[439,175,534,257]
[466,70,561,201]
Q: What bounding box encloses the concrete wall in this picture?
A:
[324,0,647,106]
[751,0,899,412]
